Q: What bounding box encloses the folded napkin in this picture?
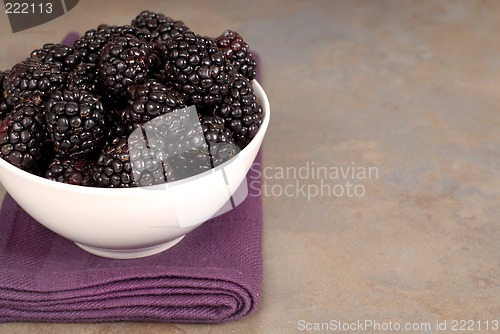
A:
[0,33,265,323]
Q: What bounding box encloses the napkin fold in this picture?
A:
[0,33,264,324]
[0,152,263,323]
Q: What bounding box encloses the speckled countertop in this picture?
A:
[1,1,500,333]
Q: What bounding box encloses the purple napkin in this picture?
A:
[0,33,264,323]
[0,151,263,323]
[61,31,79,46]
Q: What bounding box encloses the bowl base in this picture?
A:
[74,235,186,259]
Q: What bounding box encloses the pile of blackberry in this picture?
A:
[0,10,262,187]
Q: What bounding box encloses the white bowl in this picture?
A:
[0,81,270,259]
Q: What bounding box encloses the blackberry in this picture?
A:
[66,63,99,93]
[200,114,240,167]
[141,105,206,156]
[140,106,212,181]
[74,28,114,65]
[93,136,133,187]
[30,43,81,71]
[131,10,191,41]
[75,24,152,65]
[162,31,235,106]
[45,90,107,157]
[0,102,50,172]
[0,70,13,120]
[214,74,262,148]
[45,157,96,186]
[122,79,186,127]
[98,34,155,98]
[215,30,257,80]
[6,58,66,106]
[128,128,174,186]
[200,114,233,144]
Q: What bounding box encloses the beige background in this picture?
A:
[1,0,500,333]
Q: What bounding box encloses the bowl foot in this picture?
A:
[74,235,186,259]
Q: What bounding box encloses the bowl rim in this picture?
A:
[0,80,270,194]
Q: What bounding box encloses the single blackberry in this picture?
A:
[199,114,240,167]
[162,31,235,106]
[131,10,191,41]
[45,157,96,186]
[74,24,152,65]
[215,30,257,80]
[45,90,107,158]
[0,102,50,172]
[122,79,186,127]
[98,34,155,98]
[200,114,233,144]
[65,63,99,93]
[93,136,136,188]
[0,70,13,120]
[214,74,263,148]
[30,43,81,71]
[6,58,66,106]
[74,28,114,65]
[140,106,212,181]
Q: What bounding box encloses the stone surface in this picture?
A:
[1,0,500,332]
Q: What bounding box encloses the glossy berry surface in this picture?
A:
[66,63,99,93]
[74,25,152,65]
[45,90,107,157]
[123,79,186,127]
[93,136,135,188]
[0,102,49,172]
[6,59,66,106]
[132,10,191,42]
[45,157,96,186]
[214,74,263,148]
[98,34,155,98]
[30,43,81,71]
[200,114,239,167]
[215,30,257,80]
[162,32,235,106]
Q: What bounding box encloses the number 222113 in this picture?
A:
[5,2,53,14]
[451,320,499,331]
